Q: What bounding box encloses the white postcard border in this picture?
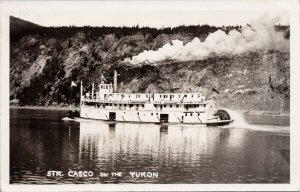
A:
[1,0,299,191]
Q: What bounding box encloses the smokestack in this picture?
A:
[114,70,117,93]
[92,83,94,99]
[80,81,83,102]
[100,73,103,84]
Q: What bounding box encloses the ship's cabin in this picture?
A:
[83,83,205,103]
[81,83,208,112]
[81,84,205,110]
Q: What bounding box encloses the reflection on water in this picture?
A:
[10,109,290,184]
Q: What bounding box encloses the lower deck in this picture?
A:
[80,106,208,124]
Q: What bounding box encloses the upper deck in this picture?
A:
[79,82,214,113]
[81,82,206,105]
[83,92,205,104]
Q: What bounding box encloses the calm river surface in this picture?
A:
[10,108,290,184]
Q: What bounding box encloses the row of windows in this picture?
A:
[147,112,202,116]
[105,103,145,107]
[104,93,202,98]
[184,112,202,116]
[157,94,202,98]
[115,112,203,117]
[99,85,110,89]
[154,104,180,108]
[84,102,202,108]
[107,104,201,108]
[153,104,200,108]
[129,112,203,116]
[84,102,146,108]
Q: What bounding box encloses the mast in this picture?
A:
[100,73,104,84]
[70,83,72,110]
[114,70,117,93]
[69,87,72,110]
[80,81,82,104]
[92,83,94,99]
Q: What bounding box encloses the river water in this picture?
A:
[10,108,290,184]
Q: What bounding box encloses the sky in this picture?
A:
[6,1,290,28]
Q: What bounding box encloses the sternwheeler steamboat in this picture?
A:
[70,71,233,126]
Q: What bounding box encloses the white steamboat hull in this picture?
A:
[76,78,233,126]
[80,107,208,124]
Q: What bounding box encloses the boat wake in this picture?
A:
[222,108,250,128]
[223,108,290,134]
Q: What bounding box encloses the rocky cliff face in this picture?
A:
[115,51,289,112]
[9,17,290,113]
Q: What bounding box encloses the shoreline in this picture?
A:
[10,105,79,111]
[10,105,290,117]
[244,110,290,117]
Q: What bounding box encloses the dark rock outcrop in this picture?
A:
[9,17,290,113]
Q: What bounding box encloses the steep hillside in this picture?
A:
[10,16,43,43]
[9,17,290,113]
[115,52,289,112]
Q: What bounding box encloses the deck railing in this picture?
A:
[81,98,206,104]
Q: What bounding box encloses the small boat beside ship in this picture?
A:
[67,71,233,126]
